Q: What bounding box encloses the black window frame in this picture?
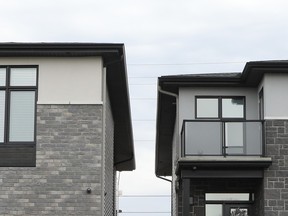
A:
[0,65,38,167]
[195,96,246,120]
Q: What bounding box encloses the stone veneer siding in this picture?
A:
[265,120,288,216]
[0,104,104,216]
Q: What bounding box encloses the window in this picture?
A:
[205,193,252,216]
[259,89,264,120]
[196,96,245,119]
[0,66,37,145]
[195,96,246,155]
[196,98,219,118]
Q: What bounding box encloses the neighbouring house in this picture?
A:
[155,61,288,216]
[0,43,135,216]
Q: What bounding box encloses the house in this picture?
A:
[155,61,288,216]
[0,43,135,216]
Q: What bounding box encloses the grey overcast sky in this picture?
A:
[1,0,288,215]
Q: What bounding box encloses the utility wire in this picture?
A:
[132,120,155,121]
[129,84,156,85]
[134,140,155,141]
[120,195,170,197]
[131,98,156,100]
[119,212,171,214]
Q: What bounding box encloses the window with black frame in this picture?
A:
[196,96,246,155]
[0,66,37,145]
[196,96,245,119]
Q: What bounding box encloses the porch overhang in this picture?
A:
[176,156,272,178]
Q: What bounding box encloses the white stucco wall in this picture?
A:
[0,57,103,104]
[261,73,288,119]
[178,87,259,129]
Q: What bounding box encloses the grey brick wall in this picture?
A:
[0,104,103,216]
[265,120,288,216]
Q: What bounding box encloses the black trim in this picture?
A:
[0,66,38,167]
[181,169,264,178]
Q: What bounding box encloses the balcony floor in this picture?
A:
[176,156,272,177]
[176,156,272,179]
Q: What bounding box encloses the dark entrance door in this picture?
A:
[224,204,250,216]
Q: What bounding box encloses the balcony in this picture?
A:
[181,120,265,157]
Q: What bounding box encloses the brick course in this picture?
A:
[0,105,104,216]
[265,120,288,216]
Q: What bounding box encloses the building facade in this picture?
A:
[0,43,135,216]
[155,61,288,216]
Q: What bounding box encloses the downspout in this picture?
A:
[157,85,179,216]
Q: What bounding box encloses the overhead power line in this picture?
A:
[118,212,171,214]
[131,98,156,100]
[129,83,157,85]
[120,195,170,197]
[132,119,156,121]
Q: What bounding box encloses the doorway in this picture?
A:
[205,193,253,216]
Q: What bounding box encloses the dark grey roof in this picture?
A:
[160,72,242,79]
[156,60,288,176]
[0,42,135,171]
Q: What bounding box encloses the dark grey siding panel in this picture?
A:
[0,147,36,166]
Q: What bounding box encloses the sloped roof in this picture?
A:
[161,72,242,79]
[156,60,288,176]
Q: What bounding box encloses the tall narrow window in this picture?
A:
[9,91,35,142]
[0,66,37,144]
[0,68,6,143]
[0,91,5,143]
[259,89,264,120]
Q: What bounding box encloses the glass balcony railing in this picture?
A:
[181,120,264,157]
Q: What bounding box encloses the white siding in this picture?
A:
[261,73,288,119]
[0,57,103,104]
